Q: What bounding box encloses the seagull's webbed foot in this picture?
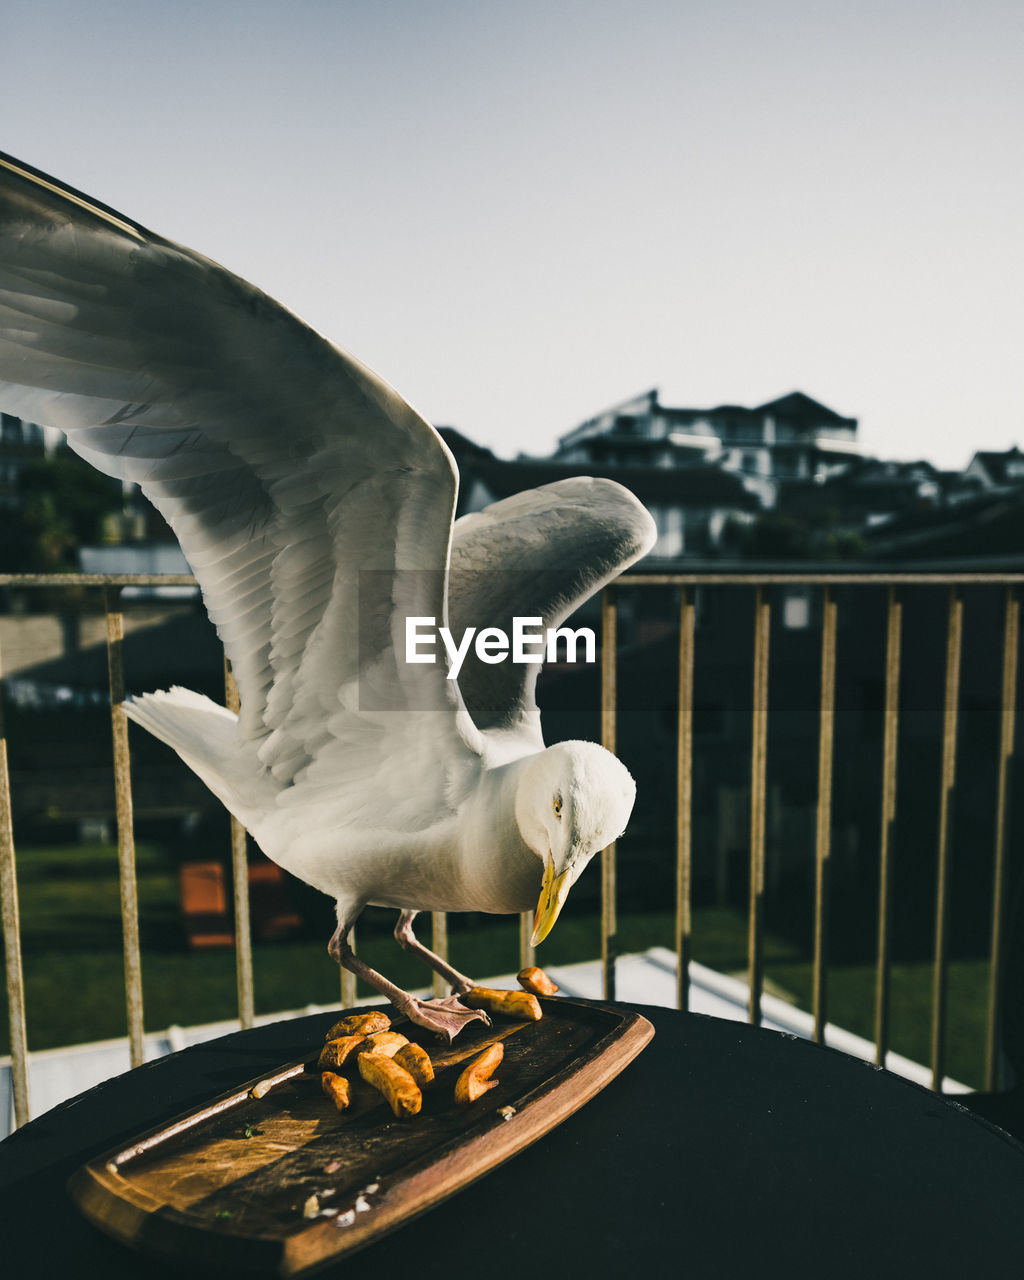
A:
[329,916,488,1043]
[401,994,490,1043]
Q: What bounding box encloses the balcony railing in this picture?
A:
[1,569,1022,1131]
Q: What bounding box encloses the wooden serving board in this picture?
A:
[69,997,653,1276]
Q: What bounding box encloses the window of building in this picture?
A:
[653,505,684,557]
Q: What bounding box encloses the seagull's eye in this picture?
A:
[553,796,562,819]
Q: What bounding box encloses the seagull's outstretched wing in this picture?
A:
[447,477,656,738]
[0,152,478,807]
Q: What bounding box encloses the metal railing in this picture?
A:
[605,571,1022,1097]
[2,575,195,1127]
[1,569,1022,1130]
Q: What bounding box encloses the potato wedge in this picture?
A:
[321,1071,351,1112]
[455,1042,504,1105]
[318,1034,366,1071]
[361,1030,410,1058]
[323,1010,391,1041]
[394,1041,435,1086]
[517,966,559,996]
[358,1052,422,1118]
[463,987,542,1021]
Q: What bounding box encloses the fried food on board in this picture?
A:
[323,1010,391,1041]
[394,1041,435,1086]
[455,1042,504,1105]
[318,1035,367,1070]
[321,1072,351,1112]
[517,966,559,996]
[361,1030,410,1058]
[463,987,542,1022]
[312,994,543,1118]
[358,1052,423,1118]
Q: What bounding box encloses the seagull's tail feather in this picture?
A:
[125,687,273,829]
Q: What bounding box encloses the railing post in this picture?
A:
[931,586,963,1090]
[430,912,448,1000]
[986,587,1019,1090]
[518,911,535,975]
[812,587,838,1043]
[0,637,31,1128]
[874,587,903,1067]
[224,661,255,1028]
[340,924,358,1007]
[601,586,618,1001]
[104,586,145,1068]
[676,587,695,1011]
[748,587,770,1024]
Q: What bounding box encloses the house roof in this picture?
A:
[754,391,855,427]
[559,388,857,449]
[969,447,1024,486]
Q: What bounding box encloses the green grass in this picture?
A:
[0,842,995,1089]
[769,958,991,1089]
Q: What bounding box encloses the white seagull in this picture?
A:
[0,152,656,1039]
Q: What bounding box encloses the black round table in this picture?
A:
[2,1004,1022,1279]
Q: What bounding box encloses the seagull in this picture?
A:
[0,152,656,1039]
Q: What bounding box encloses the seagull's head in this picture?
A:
[515,740,637,947]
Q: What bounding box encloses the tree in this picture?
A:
[726,510,866,560]
[1,455,123,573]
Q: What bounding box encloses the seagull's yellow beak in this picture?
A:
[531,856,572,947]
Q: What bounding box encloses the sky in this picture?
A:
[4,0,1022,470]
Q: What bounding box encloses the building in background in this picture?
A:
[553,388,860,507]
[964,446,1024,493]
[9,395,1024,571]
[440,426,759,558]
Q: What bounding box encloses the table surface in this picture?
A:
[3,1002,1023,1279]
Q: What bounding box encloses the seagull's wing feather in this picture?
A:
[0,152,478,807]
[448,477,656,735]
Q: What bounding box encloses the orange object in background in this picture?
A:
[178,861,234,949]
[179,857,303,949]
[248,859,303,940]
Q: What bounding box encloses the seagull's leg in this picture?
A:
[328,915,488,1043]
[393,910,475,995]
